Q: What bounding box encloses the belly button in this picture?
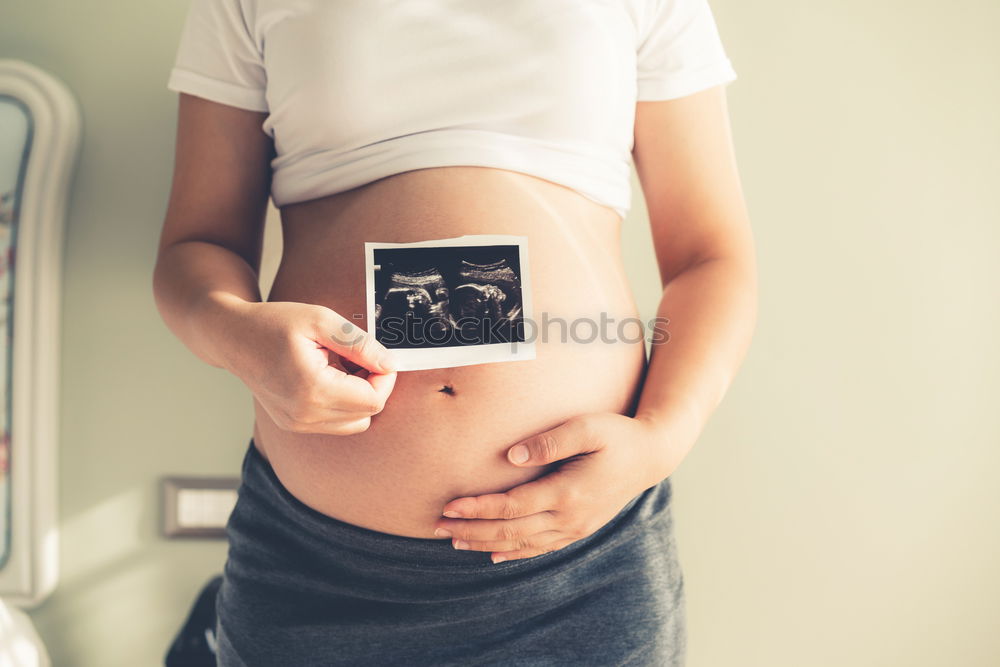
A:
[438,384,456,396]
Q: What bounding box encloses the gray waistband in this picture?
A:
[236,438,670,572]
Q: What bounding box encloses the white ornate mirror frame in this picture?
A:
[0,59,80,607]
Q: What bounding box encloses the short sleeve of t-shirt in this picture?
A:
[636,0,738,101]
[166,0,268,112]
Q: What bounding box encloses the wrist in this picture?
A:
[633,405,699,486]
[631,414,674,487]
[191,290,259,373]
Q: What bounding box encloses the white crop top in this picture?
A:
[166,0,737,221]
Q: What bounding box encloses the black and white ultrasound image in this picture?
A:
[373,245,525,349]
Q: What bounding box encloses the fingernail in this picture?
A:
[453,540,469,550]
[434,528,452,538]
[508,445,529,464]
[492,555,507,564]
[443,510,462,518]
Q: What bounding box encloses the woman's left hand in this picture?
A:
[434,413,670,564]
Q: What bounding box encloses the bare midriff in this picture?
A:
[253,166,649,538]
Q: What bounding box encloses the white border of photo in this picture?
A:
[364,234,535,372]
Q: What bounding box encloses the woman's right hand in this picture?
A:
[213,298,398,436]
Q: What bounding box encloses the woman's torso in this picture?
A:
[254,166,648,538]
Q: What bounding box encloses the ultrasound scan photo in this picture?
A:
[365,235,535,371]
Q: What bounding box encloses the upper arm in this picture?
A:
[158,94,273,273]
[631,0,749,285]
[631,85,754,286]
[158,0,273,272]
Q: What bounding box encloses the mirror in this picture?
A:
[0,59,80,607]
[0,96,31,568]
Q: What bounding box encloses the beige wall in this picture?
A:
[3,0,998,665]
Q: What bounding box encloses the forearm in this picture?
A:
[634,256,758,483]
[152,240,262,370]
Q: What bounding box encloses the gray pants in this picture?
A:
[216,440,687,666]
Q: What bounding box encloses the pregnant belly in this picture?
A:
[254,166,649,538]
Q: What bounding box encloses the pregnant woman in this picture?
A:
[153,0,757,664]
